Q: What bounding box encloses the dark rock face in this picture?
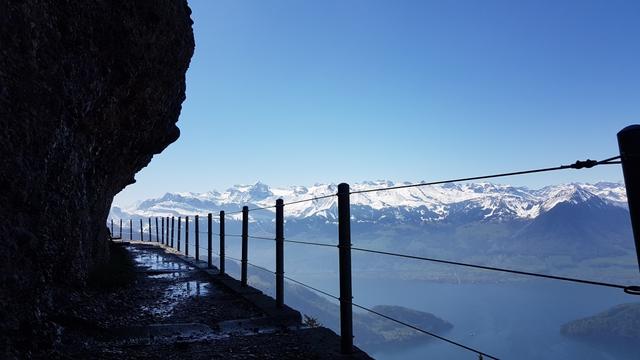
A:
[0,0,194,356]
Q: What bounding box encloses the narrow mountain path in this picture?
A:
[54,243,371,359]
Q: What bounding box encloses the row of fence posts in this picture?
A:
[109,184,354,352]
[106,125,640,355]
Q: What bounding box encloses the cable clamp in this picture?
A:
[571,159,598,169]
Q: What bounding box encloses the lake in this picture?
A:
[304,275,637,360]
[184,232,638,359]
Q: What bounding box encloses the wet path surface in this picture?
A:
[54,242,369,359]
[128,245,260,325]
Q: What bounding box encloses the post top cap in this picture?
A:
[618,124,640,135]
[338,183,350,192]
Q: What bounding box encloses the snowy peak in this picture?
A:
[112,181,627,223]
[538,184,594,212]
[222,181,273,203]
[580,182,628,206]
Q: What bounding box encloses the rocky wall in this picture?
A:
[0,1,194,356]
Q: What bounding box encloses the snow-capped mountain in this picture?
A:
[111,181,627,224]
[110,180,635,267]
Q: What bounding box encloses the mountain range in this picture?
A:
[110,181,636,282]
[111,180,628,223]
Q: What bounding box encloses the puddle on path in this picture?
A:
[148,271,189,280]
[129,246,193,272]
[168,280,210,298]
[141,281,212,319]
[64,244,300,351]
[128,246,214,319]
[125,244,278,339]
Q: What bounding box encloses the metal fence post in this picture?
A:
[195,215,200,261]
[166,217,170,247]
[185,216,189,256]
[177,216,182,251]
[119,219,122,238]
[220,211,225,275]
[155,217,159,242]
[208,213,213,268]
[129,219,133,241]
[171,216,175,248]
[161,217,165,244]
[337,183,353,354]
[241,206,249,287]
[140,219,143,241]
[618,125,640,272]
[275,199,284,308]
[148,218,152,242]
[111,219,113,237]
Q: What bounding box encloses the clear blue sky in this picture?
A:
[114,0,639,206]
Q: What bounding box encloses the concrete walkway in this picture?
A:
[57,242,371,359]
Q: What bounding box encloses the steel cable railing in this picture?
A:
[350,246,640,294]
[283,239,337,248]
[108,147,640,358]
[350,156,621,195]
